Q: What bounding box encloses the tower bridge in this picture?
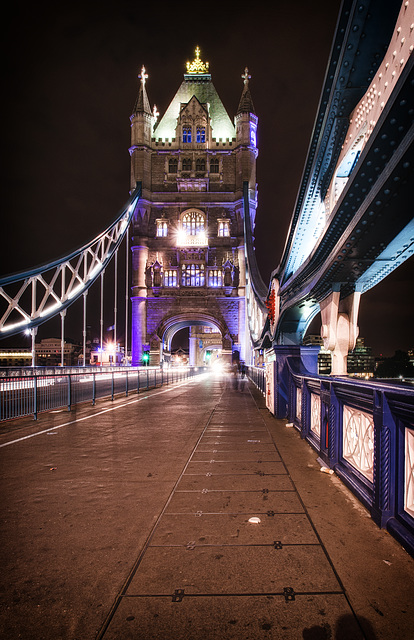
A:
[1,1,414,636]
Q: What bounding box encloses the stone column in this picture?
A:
[320,289,361,375]
[130,243,148,365]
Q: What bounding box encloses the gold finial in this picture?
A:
[186,46,209,74]
[242,67,251,85]
[139,65,148,85]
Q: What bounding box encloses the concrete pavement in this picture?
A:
[1,372,413,639]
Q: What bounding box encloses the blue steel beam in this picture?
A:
[259,0,414,347]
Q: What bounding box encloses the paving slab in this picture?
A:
[165,489,303,514]
[150,513,318,546]
[185,460,286,475]
[125,545,341,595]
[175,474,295,492]
[105,594,366,640]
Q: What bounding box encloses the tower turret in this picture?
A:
[129,66,155,191]
[235,68,258,193]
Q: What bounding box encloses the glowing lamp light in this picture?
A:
[177,229,186,246]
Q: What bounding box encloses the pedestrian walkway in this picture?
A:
[1,372,413,639]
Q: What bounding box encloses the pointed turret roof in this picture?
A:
[237,68,256,115]
[132,65,152,115]
[153,48,236,141]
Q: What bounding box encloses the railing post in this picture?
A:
[137,370,140,394]
[372,390,396,528]
[33,375,38,421]
[125,370,128,397]
[92,372,96,406]
[111,371,114,401]
[67,374,72,412]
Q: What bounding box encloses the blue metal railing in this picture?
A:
[247,363,414,557]
[0,366,206,422]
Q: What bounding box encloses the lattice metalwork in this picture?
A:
[343,405,374,482]
[405,427,414,519]
[0,185,141,338]
[311,393,321,437]
[296,387,302,421]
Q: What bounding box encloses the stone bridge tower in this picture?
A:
[129,48,258,366]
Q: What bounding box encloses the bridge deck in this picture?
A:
[1,373,413,639]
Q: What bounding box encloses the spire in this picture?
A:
[237,67,256,115]
[132,65,152,115]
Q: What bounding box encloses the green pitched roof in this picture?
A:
[154,75,236,141]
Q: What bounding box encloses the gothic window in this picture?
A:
[181,264,205,287]
[210,158,219,173]
[208,269,223,287]
[218,220,230,237]
[168,158,178,173]
[196,158,206,172]
[164,270,178,287]
[182,158,192,171]
[183,126,192,143]
[196,126,206,143]
[156,220,168,237]
[182,211,204,235]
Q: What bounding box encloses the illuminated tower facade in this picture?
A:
[129,49,258,365]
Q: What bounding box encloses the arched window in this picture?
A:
[208,269,223,287]
[181,264,205,287]
[218,220,230,237]
[196,158,206,172]
[168,158,178,173]
[196,126,206,143]
[164,270,178,287]
[156,220,168,237]
[182,158,192,171]
[182,211,204,235]
[183,126,192,143]
[210,158,219,173]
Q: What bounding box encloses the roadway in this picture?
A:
[1,371,413,639]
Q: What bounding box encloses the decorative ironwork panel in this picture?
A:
[296,387,302,421]
[311,393,320,437]
[343,405,374,482]
[405,427,414,519]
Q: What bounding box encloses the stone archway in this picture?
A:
[155,312,233,366]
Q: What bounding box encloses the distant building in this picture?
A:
[0,348,32,367]
[35,338,82,367]
[90,340,124,366]
[302,335,332,375]
[347,338,375,377]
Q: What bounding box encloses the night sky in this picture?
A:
[2,0,413,356]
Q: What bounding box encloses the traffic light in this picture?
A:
[142,351,150,365]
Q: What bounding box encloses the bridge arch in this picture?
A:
[154,312,233,366]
